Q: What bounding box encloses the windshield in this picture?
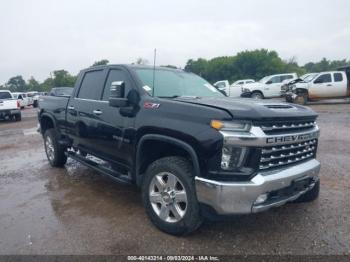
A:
[258,76,270,83]
[301,73,318,82]
[134,69,224,98]
[0,91,12,99]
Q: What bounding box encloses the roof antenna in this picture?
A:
[152,48,156,97]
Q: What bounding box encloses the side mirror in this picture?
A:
[314,79,322,84]
[266,80,272,85]
[109,81,128,107]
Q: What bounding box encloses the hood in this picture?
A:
[174,97,317,120]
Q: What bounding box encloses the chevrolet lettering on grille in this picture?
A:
[266,132,319,144]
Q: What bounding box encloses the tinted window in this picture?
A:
[246,80,254,83]
[237,81,244,85]
[0,91,12,99]
[280,75,293,82]
[78,70,105,100]
[269,76,281,83]
[315,74,332,83]
[102,69,131,100]
[334,73,343,82]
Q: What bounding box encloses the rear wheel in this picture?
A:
[251,91,264,99]
[142,156,203,235]
[44,129,67,167]
[14,114,21,121]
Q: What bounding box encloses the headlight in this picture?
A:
[211,120,251,132]
[221,145,248,170]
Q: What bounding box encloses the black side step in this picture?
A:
[66,151,132,185]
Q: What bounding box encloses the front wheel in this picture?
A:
[44,129,67,167]
[293,94,307,105]
[142,157,203,235]
[251,91,264,99]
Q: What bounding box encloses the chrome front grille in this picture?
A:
[260,120,316,134]
[259,139,317,170]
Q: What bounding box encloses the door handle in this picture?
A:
[93,110,103,115]
[68,105,75,110]
[326,84,332,86]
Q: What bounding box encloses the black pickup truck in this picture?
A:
[38,64,321,235]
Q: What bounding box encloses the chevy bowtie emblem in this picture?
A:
[144,102,160,109]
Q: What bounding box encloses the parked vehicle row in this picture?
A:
[38,64,321,235]
[214,79,255,97]
[0,90,22,121]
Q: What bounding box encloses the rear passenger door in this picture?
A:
[66,68,107,153]
[332,72,347,97]
[94,67,136,169]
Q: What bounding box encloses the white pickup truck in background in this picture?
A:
[241,73,298,99]
[282,69,350,104]
[0,90,22,121]
[214,79,255,97]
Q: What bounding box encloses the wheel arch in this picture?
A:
[39,112,56,135]
[135,134,200,187]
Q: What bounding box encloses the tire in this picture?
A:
[251,91,264,99]
[20,106,24,109]
[293,180,320,203]
[14,114,21,121]
[44,129,67,167]
[294,94,307,105]
[142,156,203,235]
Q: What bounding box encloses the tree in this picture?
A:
[92,59,109,66]
[6,75,27,92]
[135,57,149,65]
[52,70,76,87]
[27,77,41,91]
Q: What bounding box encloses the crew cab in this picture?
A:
[282,70,350,104]
[0,90,21,121]
[214,79,255,97]
[38,65,321,235]
[242,73,298,99]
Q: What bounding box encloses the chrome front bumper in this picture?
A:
[195,159,320,215]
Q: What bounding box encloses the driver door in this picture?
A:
[310,73,332,98]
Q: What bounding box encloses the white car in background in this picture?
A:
[242,73,298,99]
[12,92,31,109]
[27,91,40,108]
[214,79,255,97]
[0,90,21,121]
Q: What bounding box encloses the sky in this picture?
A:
[0,0,349,84]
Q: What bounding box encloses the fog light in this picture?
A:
[255,193,268,205]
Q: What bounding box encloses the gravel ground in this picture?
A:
[0,101,349,255]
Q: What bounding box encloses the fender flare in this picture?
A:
[135,134,200,185]
[39,112,57,133]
